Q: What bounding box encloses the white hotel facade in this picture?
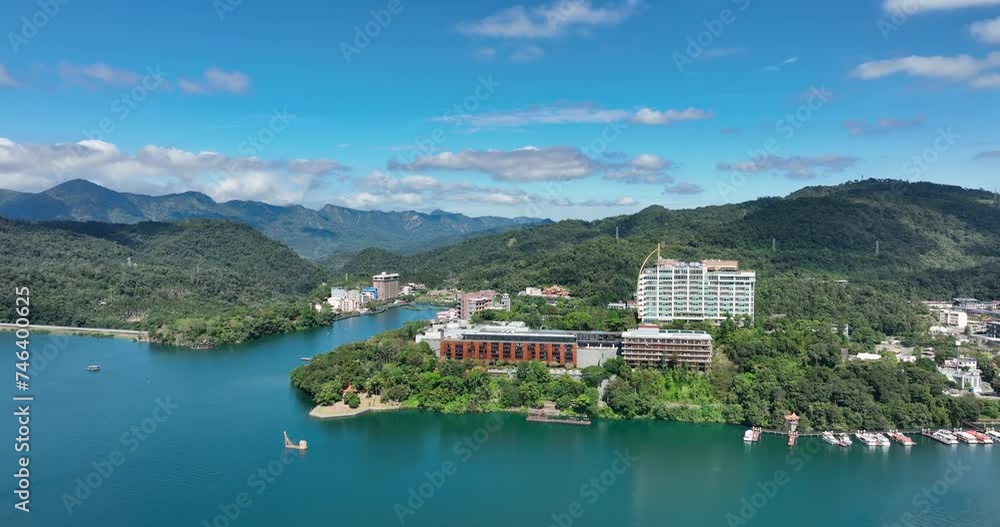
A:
[636,247,756,324]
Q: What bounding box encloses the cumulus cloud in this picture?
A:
[456,0,641,39]
[0,137,345,204]
[603,153,674,184]
[389,146,600,182]
[0,65,17,87]
[884,0,1000,13]
[717,154,859,180]
[843,116,926,136]
[970,16,1000,43]
[436,103,712,128]
[335,170,548,210]
[851,53,1000,80]
[179,68,250,95]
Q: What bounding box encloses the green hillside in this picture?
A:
[0,218,333,347]
[341,179,1000,337]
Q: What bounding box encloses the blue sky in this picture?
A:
[1,0,999,219]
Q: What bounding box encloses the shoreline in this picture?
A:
[0,323,149,341]
[309,395,402,419]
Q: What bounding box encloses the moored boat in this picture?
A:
[986,429,1000,441]
[873,432,891,447]
[922,429,958,445]
[743,429,755,442]
[855,431,880,447]
[839,433,853,446]
[284,431,308,450]
[953,430,980,444]
[888,430,916,446]
[967,430,993,444]
[822,431,842,446]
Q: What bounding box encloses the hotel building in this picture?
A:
[621,326,714,371]
[636,246,755,323]
[372,272,400,300]
[439,324,578,367]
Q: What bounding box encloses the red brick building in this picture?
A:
[439,327,577,367]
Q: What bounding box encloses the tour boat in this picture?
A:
[967,431,993,444]
[873,433,892,446]
[839,433,853,446]
[86,365,101,372]
[953,430,980,444]
[924,429,959,445]
[986,429,1000,441]
[888,431,916,446]
[822,432,846,446]
[855,432,880,447]
[283,431,308,450]
[743,429,755,442]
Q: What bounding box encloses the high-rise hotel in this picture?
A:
[636,245,756,324]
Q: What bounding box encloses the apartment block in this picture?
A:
[373,272,400,300]
[439,324,577,366]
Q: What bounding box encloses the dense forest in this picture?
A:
[291,319,1000,430]
[339,180,1000,339]
[0,218,334,347]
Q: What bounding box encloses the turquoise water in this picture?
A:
[2,305,996,527]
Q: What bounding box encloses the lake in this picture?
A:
[2,305,996,527]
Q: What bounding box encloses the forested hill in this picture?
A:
[341,179,1000,333]
[0,179,548,257]
[0,218,333,347]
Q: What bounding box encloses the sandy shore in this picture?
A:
[309,395,402,419]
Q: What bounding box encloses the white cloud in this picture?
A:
[575,196,639,207]
[389,146,599,181]
[336,170,547,210]
[663,182,703,195]
[851,53,1000,80]
[971,16,1000,43]
[179,68,250,95]
[436,103,712,127]
[763,56,799,72]
[603,153,674,184]
[474,47,497,60]
[58,62,144,87]
[884,0,1000,13]
[0,65,17,87]
[0,137,345,204]
[970,73,1000,88]
[456,0,642,39]
[717,154,859,180]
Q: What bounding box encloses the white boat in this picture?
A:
[953,430,980,444]
[839,433,853,446]
[743,430,755,442]
[86,365,101,372]
[873,433,892,446]
[986,429,1000,441]
[855,432,880,447]
[929,429,959,445]
[822,432,841,446]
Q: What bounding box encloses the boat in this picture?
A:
[986,429,1000,441]
[873,432,892,446]
[743,430,755,442]
[922,429,959,445]
[953,430,980,444]
[967,430,993,444]
[839,433,853,446]
[888,430,916,446]
[86,365,101,372]
[822,431,846,446]
[299,357,312,362]
[283,431,307,450]
[855,431,880,447]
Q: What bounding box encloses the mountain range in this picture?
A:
[0,179,548,258]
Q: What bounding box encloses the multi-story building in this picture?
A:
[372,272,400,300]
[938,309,968,328]
[988,320,1000,339]
[460,290,497,320]
[637,246,755,323]
[439,324,578,366]
[621,326,714,371]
